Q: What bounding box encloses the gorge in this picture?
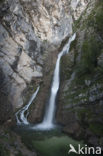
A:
[0,0,103,156]
[16,33,76,130]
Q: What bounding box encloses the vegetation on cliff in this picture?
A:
[58,0,103,147]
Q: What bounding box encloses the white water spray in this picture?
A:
[15,86,40,125]
[33,33,76,130]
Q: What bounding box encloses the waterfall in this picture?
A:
[33,33,76,130]
[15,86,40,125]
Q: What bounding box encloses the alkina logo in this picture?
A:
[68,144,102,155]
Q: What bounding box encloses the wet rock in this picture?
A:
[0,126,37,156]
[0,68,13,124]
[88,136,99,147]
[98,53,103,68]
[85,79,91,86]
[63,122,81,137]
[100,138,103,150]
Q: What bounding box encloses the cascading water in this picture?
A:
[33,33,76,130]
[15,86,40,125]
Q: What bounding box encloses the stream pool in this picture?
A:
[13,125,84,156]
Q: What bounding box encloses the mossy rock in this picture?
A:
[0,0,4,3]
[0,68,13,124]
[77,108,87,120]
[89,122,103,136]
[87,1,103,35]
[16,151,24,156]
[0,144,10,156]
[61,54,73,81]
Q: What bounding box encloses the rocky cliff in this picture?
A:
[57,0,103,148]
[0,0,103,153]
[0,0,89,123]
[0,1,92,155]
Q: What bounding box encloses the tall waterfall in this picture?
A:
[15,86,40,125]
[33,33,76,130]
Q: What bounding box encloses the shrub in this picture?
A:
[95,8,103,34]
[87,2,103,35]
[77,37,102,76]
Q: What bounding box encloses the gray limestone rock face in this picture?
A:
[0,0,89,111]
[0,22,42,109]
[0,68,13,124]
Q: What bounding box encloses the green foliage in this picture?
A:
[74,0,103,82]
[87,1,103,35]
[76,37,102,76]
[74,0,103,33]
[95,9,103,34]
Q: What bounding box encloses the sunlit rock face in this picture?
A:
[0,23,42,109]
[0,0,89,110]
[70,0,89,20]
[20,0,90,43]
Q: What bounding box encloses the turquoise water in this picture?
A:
[13,126,84,156]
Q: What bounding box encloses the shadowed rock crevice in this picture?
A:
[0,68,13,124]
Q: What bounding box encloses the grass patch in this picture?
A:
[72,0,103,85]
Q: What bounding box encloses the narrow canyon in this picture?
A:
[0,0,103,156]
